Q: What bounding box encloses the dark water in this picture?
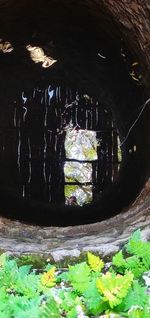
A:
[0,86,121,205]
[0,1,144,225]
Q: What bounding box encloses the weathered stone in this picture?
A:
[0,179,149,262]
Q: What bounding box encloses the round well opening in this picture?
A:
[0,0,149,226]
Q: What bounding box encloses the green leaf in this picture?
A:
[67,307,78,318]
[58,290,77,312]
[40,297,61,318]
[113,251,148,278]
[57,270,69,283]
[128,305,146,318]
[0,259,18,289]
[84,279,107,315]
[0,253,7,267]
[18,265,32,278]
[96,271,134,308]
[0,289,9,312]
[128,229,141,242]
[125,231,150,269]
[0,313,9,318]
[112,250,126,268]
[14,272,40,298]
[9,295,41,318]
[67,262,91,293]
[125,256,148,278]
[119,280,149,312]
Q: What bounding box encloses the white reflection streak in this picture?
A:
[28,138,31,183]
[48,85,51,93]
[44,107,48,127]
[59,86,61,101]
[22,92,27,104]
[54,135,57,152]
[28,137,31,159]
[44,133,47,157]
[56,86,59,102]
[23,106,27,122]
[14,107,17,127]
[28,162,32,183]
[75,108,78,125]
[43,161,46,183]
[22,185,25,198]
[17,119,21,172]
[49,131,52,143]
[41,96,44,104]
[98,52,106,59]
[55,107,58,117]
[43,134,47,182]
[86,109,88,130]
[96,107,98,126]
[48,86,54,105]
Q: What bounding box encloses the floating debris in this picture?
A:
[26,44,57,68]
[0,39,14,53]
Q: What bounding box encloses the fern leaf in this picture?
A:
[41,267,56,287]
[40,297,61,318]
[0,254,7,268]
[83,279,107,315]
[128,229,141,242]
[87,252,104,272]
[112,250,126,268]
[58,290,77,312]
[119,280,149,312]
[126,240,150,268]
[125,256,148,278]
[96,271,134,308]
[67,307,77,318]
[128,305,146,318]
[67,262,91,293]
[125,230,150,274]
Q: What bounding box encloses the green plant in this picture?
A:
[112,230,150,278]
[0,230,149,317]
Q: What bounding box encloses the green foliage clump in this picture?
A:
[112,230,150,277]
[0,230,149,317]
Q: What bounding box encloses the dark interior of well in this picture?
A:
[0,0,149,225]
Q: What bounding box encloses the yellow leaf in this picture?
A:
[96,271,134,308]
[41,267,56,287]
[0,254,6,267]
[87,252,104,272]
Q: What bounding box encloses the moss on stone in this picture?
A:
[0,250,112,270]
[16,254,50,269]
